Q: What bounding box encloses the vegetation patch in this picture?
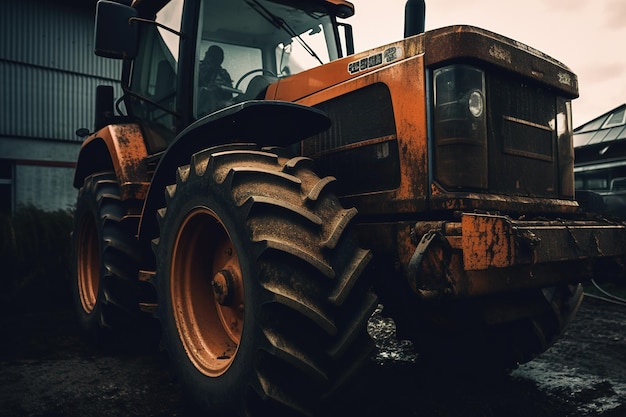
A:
[0,205,73,313]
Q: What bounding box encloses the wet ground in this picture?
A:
[1,287,625,417]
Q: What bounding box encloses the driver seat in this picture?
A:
[240,75,278,101]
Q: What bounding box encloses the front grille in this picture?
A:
[303,83,400,196]
[488,72,559,197]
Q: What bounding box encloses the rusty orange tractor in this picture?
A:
[71,0,626,415]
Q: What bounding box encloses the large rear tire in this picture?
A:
[71,172,144,342]
[152,144,377,417]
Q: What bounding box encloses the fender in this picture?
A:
[73,124,151,201]
[137,100,331,251]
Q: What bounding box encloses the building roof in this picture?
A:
[573,103,626,149]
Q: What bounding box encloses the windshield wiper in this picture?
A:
[246,0,323,65]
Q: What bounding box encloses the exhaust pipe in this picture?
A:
[404,0,425,38]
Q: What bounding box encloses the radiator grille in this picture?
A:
[488,72,558,197]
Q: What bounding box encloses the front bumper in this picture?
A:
[409,213,626,298]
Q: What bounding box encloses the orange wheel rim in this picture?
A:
[77,214,99,314]
[171,207,244,377]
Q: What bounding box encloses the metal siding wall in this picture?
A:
[1,61,120,140]
[0,0,119,79]
[0,0,123,142]
[15,164,77,211]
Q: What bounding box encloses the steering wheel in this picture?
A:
[235,68,277,91]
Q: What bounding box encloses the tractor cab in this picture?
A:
[94,0,355,152]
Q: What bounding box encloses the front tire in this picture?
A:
[153,145,377,416]
[393,283,583,372]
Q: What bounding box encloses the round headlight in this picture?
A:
[468,90,484,118]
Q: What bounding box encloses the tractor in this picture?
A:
[71,0,626,415]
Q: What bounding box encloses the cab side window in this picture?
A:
[128,0,183,149]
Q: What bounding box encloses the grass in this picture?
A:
[0,205,73,313]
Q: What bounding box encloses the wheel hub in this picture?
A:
[212,269,235,306]
[170,207,244,377]
[77,214,99,314]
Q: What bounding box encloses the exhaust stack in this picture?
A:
[404,0,426,37]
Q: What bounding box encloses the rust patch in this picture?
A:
[93,124,151,201]
[462,214,515,270]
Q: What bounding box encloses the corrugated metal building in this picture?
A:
[574,104,626,192]
[0,0,121,213]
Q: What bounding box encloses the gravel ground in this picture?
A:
[1,286,625,417]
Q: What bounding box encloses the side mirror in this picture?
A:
[94,0,138,59]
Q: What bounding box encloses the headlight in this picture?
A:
[433,65,488,190]
[468,90,484,118]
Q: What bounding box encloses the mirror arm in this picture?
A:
[128,17,185,38]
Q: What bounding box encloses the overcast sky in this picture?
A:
[348,0,626,128]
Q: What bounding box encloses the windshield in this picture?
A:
[199,0,339,75]
[194,0,339,116]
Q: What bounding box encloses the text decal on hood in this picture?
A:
[348,46,404,75]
